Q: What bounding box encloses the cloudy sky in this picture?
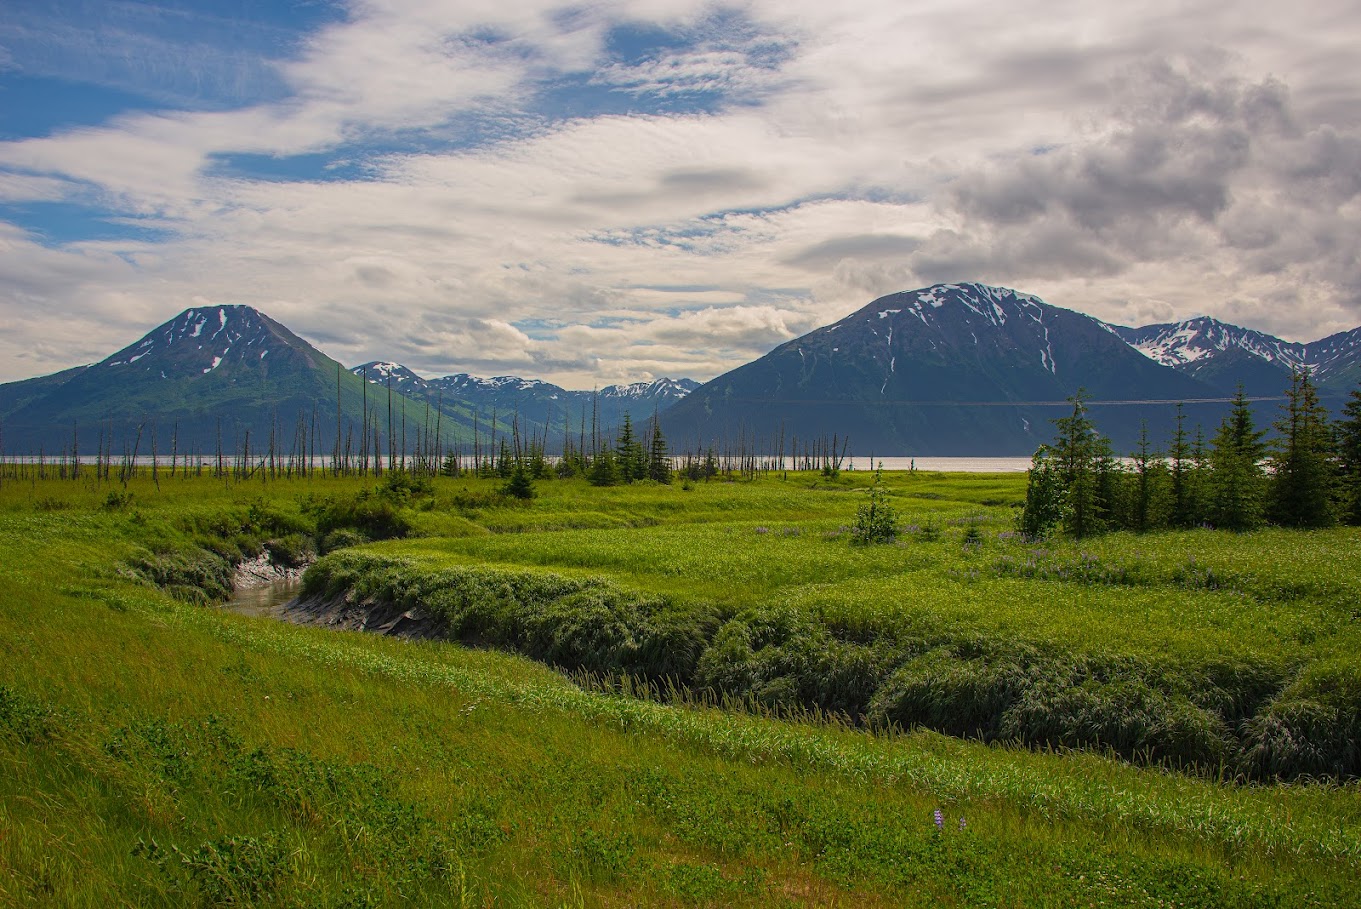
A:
[2,0,1359,386]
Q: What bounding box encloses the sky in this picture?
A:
[1,0,1359,386]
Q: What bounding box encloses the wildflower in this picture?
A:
[958,817,966,831]
[933,809,944,831]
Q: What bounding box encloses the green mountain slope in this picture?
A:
[0,306,472,458]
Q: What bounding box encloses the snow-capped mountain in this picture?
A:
[351,361,428,390]
[1111,318,1361,396]
[1308,327,1361,390]
[99,305,320,379]
[5,288,1356,458]
[351,365,698,436]
[1113,318,1306,371]
[600,377,700,400]
[0,306,445,452]
[663,282,1223,455]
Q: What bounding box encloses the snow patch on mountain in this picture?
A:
[1120,317,1307,370]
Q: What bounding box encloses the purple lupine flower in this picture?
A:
[933,809,944,831]
[958,817,966,831]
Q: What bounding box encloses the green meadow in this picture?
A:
[1,468,1359,906]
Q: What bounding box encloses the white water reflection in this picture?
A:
[843,456,1032,472]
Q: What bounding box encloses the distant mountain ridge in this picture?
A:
[661,283,1361,455]
[1111,317,1361,397]
[3,288,1358,457]
[350,362,698,437]
[0,305,470,455]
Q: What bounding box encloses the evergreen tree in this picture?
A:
[1018,391,1120,539]
[702,447,718,480]
[501,462,535,499]
[588,449,621,487]
[1207,385,1266,531]
[1187,425,1210,528]
[1053,391,1116,538]
[1336,385,1361,526]
[850,467,899,544]
[1018,447,1066,539]
[1270,369,1336,527]
[615,415,645,483]
[527,442,550,480]
[646,418,672,484]
[1168,404,1196,528]
[1128,421,1168,532]
[1092,435,1126,533]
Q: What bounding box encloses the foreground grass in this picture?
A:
[1,471,1359,906]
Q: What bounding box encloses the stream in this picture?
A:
[223,577,304,618]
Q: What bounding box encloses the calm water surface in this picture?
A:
[224,578,302,618]
[845,456,1031,472]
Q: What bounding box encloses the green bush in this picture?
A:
[264,533,315,568]
[850,469,899,544]
[1242,661,1361,779]
[130,544,235,603]
[319,529,366,554]
[316,495,412,541]
[303,542,1354,782]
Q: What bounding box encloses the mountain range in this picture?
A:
[1111,318,1361,397]
[662,283,1361,454]
[0,306,474,457]
[2,283,1357,456]
[348,362,697,440]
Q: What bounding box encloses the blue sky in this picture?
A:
[1,0,1359,384]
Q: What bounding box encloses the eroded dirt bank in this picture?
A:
[279,591,450,641]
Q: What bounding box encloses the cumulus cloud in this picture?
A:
[895,57,1361,332]
[1,0,1360,383]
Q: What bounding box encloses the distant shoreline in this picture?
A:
[0,454,1036,472]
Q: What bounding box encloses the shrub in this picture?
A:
[315,496,412,541]
[319,529,366,554]
[850,469,899,544]
[264,533,315,568]
[501,464,536,500]
[130,545,235,603]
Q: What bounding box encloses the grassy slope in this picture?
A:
[322,471,1361,779]
[0,471,1359,907]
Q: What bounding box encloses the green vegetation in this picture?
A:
[2,469,1360,906]
[1020,377,1361,537]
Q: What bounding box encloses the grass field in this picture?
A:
[1,468,1359,906]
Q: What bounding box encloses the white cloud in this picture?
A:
[1,0,1359,383]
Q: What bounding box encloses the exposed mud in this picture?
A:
[279,593,449,641]
[233,552,309,589]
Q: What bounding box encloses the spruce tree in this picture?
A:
[1052,391,1115,538]
[501,462,535,499]
[702,447,718,480]
[588,449,620,487]
[527,442,550,480]
[1207,385,1266,531]
[1270,369,1336,527]
[615,414,645,483]
[1336,385,1361,525]
[1188,425,1210,528]
[1168,404,1196,528]
[1018,447,1066,539]
[1129,421,1168,532]
[646,418,672,484]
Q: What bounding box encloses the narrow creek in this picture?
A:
[223,577,304,618]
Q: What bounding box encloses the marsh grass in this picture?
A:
[1,471,1359,906]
